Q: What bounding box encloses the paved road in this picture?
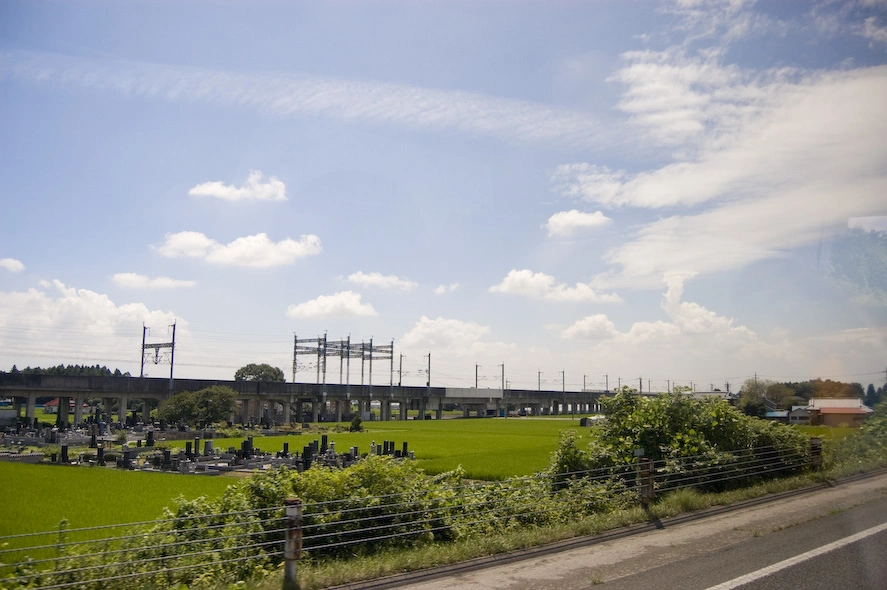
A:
[375,471,887,590]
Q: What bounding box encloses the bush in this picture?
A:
[552,388,810,492]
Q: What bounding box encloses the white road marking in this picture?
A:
[705,521,887,590]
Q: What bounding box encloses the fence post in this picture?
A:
[636,456,654,509]
[810,437,822,471]
[283,498,302,590]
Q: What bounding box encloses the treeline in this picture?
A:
[739,376,885,415]
[4,364,131,377]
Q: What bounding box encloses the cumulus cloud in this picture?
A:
[0,280,184,369]
[347,271,417,291]
[560,314,619,340]
[188,170,286,201]
[490,269,621,303]
[156,231,321,268]
[0,258,24,272]
[434,282,460,295]
[285,291,377,319]
[401,316,491,348]
[543,210,611,237]
[112,273,197,289]
[563,275,758,362]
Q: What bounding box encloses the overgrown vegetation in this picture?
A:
[156,385,237,428]
[3,394,885,590]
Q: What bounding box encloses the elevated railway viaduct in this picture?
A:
[0,373,611,426]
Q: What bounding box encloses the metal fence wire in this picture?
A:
[0,442,816,589]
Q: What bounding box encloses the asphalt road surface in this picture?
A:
[357,471,887,590]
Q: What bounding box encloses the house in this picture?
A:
[806,398,873,427]
[788,405,811,425]
[764,409,789,423]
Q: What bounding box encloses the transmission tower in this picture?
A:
[140,321,176,389]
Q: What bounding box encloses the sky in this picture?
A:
[1,0,886,393]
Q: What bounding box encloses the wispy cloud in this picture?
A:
[490,269,621,303]
[543,210,611,237]
[112,273,196,289]
[0,258,24,273]
[433,282,459,295]
[155,231,321,268]
[347,271,417,291]
[0,50,610,148]
[285,291,377,319]
[589,65,887,288]
[189,170,286,201]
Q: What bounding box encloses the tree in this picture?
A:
[158,385,237,427]
[766,382,795,409]
[234,363,285,382]
[866,383,885,408]
[739,377,770,416]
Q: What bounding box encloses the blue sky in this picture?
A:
[1,0,886,392]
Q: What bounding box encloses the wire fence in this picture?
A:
[0,442,817,589]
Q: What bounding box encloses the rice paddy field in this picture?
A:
[0,417,586,541]
[166,416,588,479]
[0,462,233,539]
[0,418,848,542]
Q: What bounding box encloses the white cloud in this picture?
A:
[848,216,887,233]
[552,164,626,206]
[490,269,622,303]
[560,314,619,340]
[569,62,887,288]
[347,271,417,291]
[0,280,184,370]
[564,275,746,342]
[112,273,197,289]
[862,16,887,44]
[0,50,610,148]
[0,258,24,273]
[401,316,491,349]
[434,282,460,295]
[188,170,286,201]
[543,209,611,237]
[156,231,322,268]
[285,291,377,319]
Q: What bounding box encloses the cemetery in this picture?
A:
[0,421,415,476]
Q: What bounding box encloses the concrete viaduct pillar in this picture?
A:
[26,394,36,421]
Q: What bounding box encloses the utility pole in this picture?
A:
[668,379,671,393]
[605,373,609,392]
[583,374,587,391]
[346,336,351,386]
[618,377,621,389]
[476,364,481,388]
[427,353,431,387]
[140,324,147,378]
[649,379,651,393]
[538,370,543,391]
[499,363,505,390]
[398,354,403,386]
[168,321,176,389]
[639,377,642,393]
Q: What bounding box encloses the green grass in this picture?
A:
[163,417,588,480]
[794,425,856,440]
[0,462,233,540]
